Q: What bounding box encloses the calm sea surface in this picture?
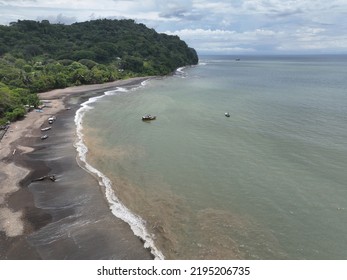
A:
[79,55,347,259]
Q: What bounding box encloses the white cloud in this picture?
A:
[0,0,346,54]
[36,13,77,24]
[166,28,285,54]
[277,27,347,52]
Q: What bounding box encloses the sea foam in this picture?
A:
[175,67,187,78]
[74,81,165,260]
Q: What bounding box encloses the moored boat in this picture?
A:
[142,114,156,121]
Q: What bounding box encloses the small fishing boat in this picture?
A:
[142,114,156,121]
[48,116,56,124]
[41,126,52,131]
[225,112,230,117]
[41,135,48,140]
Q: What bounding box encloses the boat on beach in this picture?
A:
[48,116,56,124]
[41,126,52,131]
[142,114,156,121]
[32,174,56,182]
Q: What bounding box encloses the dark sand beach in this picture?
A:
[0,78,153,259]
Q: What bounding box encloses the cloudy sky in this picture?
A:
[1,0,347,54]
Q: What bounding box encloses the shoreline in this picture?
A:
[0,77,155,259]
[74,86,165,259]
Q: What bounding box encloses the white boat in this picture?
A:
[225,112,230,117]
[48,116,56,124]
[142,114,156,121]
[41,135,48,140]
[41,126,52,131]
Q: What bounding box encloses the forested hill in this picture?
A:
[0,19,198,125]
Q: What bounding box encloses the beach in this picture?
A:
[2,55,347,260]
[0,77,154,259]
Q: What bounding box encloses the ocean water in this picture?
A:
[78,55,347,259]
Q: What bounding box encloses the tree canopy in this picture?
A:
[0,19,199,125]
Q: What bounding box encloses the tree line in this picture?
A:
[0,19,199,125]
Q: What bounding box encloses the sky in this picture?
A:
[1,0,347,55]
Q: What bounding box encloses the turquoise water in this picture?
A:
[81,55,347,259]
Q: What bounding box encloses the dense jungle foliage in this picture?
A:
[0,19,198,125]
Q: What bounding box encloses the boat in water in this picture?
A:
[41,135,48,140]
[225,112,230,117]
[142,114,156,121]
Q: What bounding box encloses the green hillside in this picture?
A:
[0,19,199,125]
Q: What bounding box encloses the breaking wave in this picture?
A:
[73,81,165,260]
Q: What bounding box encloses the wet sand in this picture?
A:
[0,78,154,259]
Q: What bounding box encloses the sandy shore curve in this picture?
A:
[0,77,154,259]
